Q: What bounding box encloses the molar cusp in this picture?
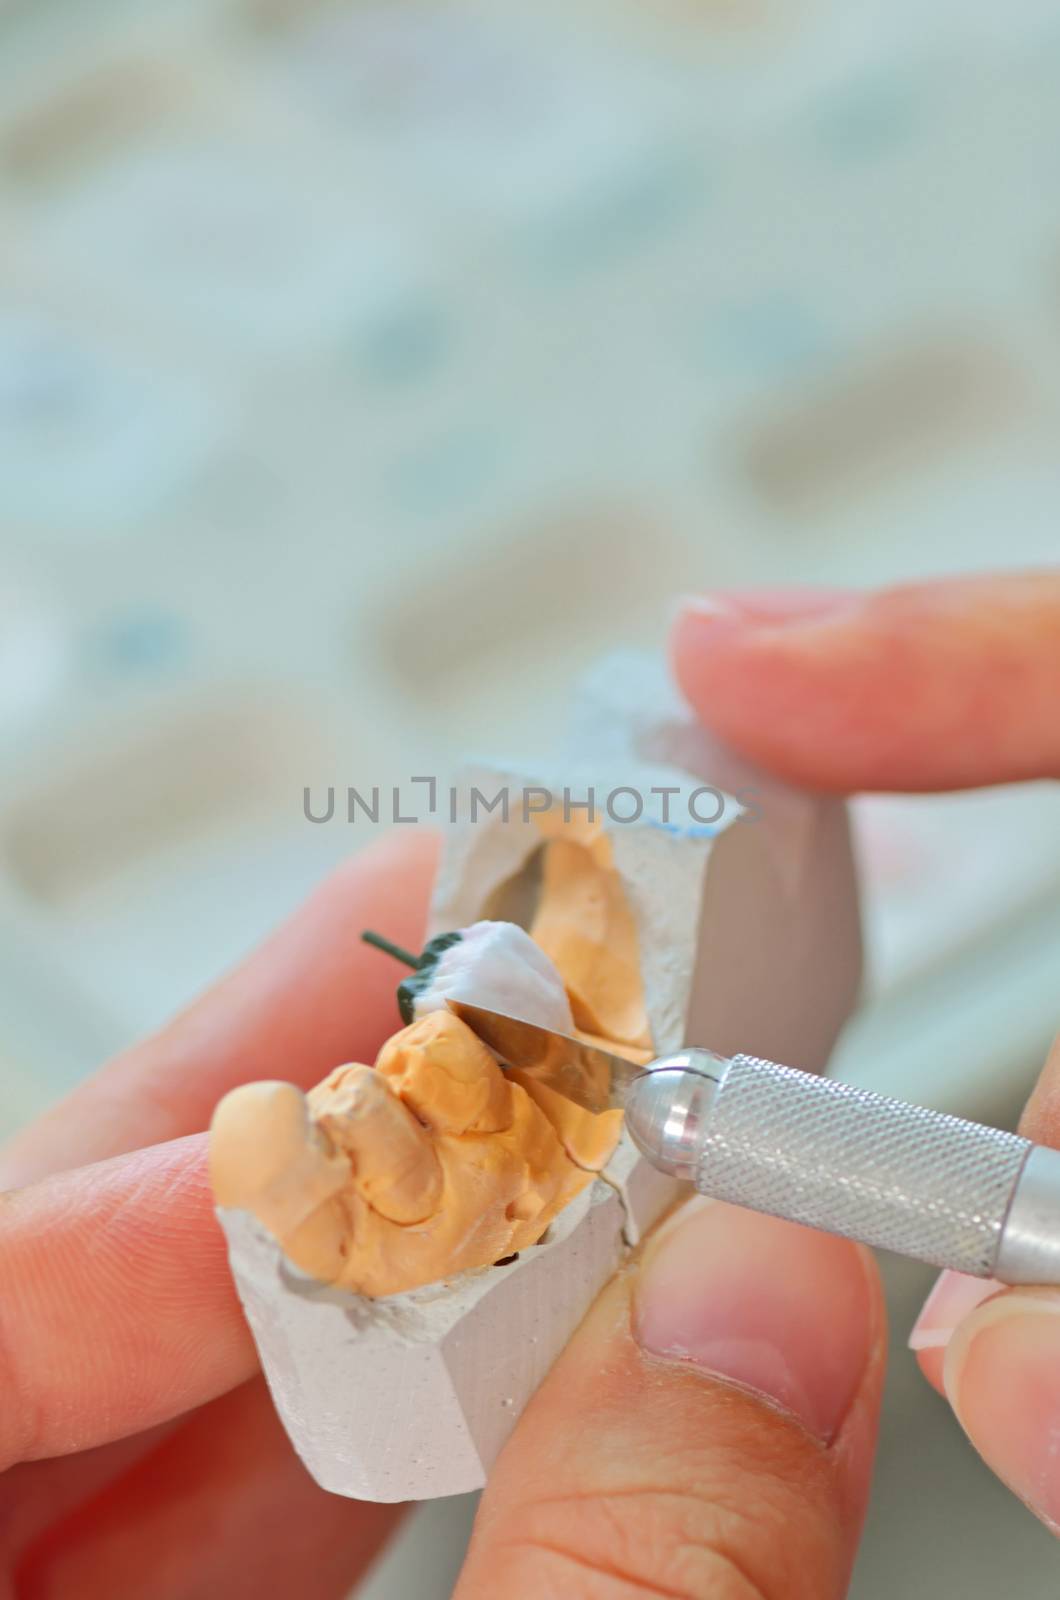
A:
[311,1064,445,1226]
[356,1143,442,1227]
[376,1011,512,1137]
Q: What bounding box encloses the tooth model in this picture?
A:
[210,654,863,1501]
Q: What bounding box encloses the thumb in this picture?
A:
[454,1198,886,1600]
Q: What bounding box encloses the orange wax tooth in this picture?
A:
[308,1063,443,1224]
[209,1080,358,1288]
[509,1070,624,1173]
[209,1080,348,1236]
[374,1009,512,1135]
[210,818,657,1297]
[529,836,652,1050]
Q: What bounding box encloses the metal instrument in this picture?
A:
[453,1002,1060,1285]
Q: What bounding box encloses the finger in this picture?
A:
[455,1198,885,1600]
[0,828,438,1187]
[911,1030,1060,1391]
[0,1135,254,1469]
[14,1378,402,1600]
[2,1424,180,1573]
[909,1033,1060,1533]
[670,571,1060,792]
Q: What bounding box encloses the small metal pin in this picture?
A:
[360,930,420,969]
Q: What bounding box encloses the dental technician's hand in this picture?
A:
[0,831,441,1599]
[0,848,886,1600]
[2,568,1055,1600]
[453,570,1060,1598]
[0,806,884,1600]
[455,571,1060,1599]
[673,571,1060,1533]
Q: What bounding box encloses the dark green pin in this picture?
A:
[361,928,465,1024]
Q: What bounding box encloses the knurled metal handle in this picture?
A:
[695,1055,1031,1276]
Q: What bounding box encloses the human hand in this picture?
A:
[0,831,881,1600]
[0,847,886,1600]
[455,569,1060,1596]
[669,570,1060,1541]
[3,569,1055,1598]
[0,831,440,1597]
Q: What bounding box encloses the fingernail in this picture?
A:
[677,587,861,626]
[673,592,738,620]
[908,1270,1003,1351]
[634,1199,874,1444]
[944,1291,1060,1531]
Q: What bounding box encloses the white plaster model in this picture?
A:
[217,1138,675,1500]
[216,653,863,1501]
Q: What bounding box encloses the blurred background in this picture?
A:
[1,0,1058,1594]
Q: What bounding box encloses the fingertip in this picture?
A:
[908,1270,1004,1357]
[942,1290,1060,1531]
[1017,1032,1060,1146]
[676,587,863,627]
[909,1272,1019,1398]
[669,588,866,791]
[914,1346,947,1394]
[669,572,1060,792]
[669,591,743,696]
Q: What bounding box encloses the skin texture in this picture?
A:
[672,572,1060,792]
[0,828,438,1599]
[0,569,1056,1598]
[670,571,1060,1553]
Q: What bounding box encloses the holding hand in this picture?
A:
[0,570,1056,1597]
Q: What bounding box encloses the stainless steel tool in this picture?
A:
[452,1002,1060,1285]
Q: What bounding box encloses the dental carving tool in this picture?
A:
[453,1002,1060,1285]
